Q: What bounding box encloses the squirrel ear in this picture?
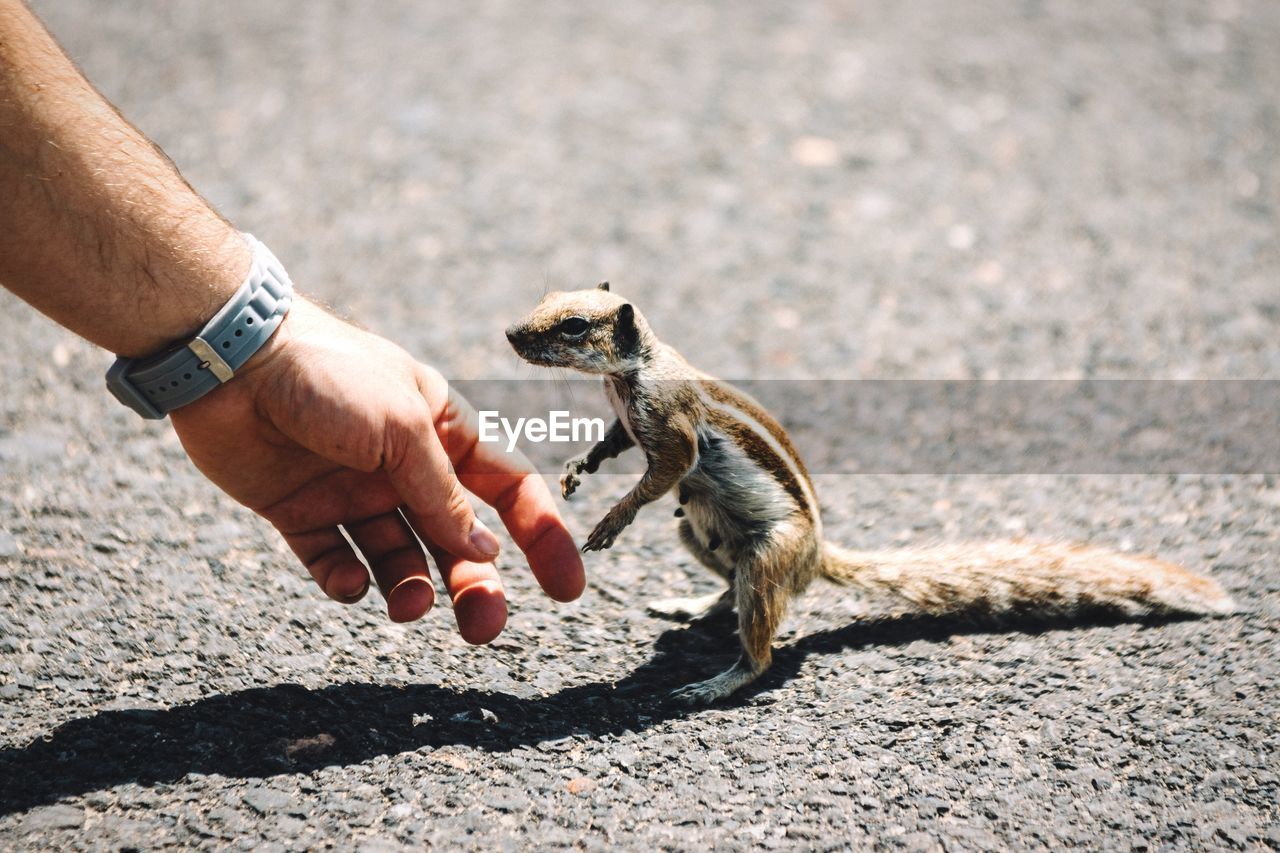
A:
[614,303,637,351]
[596,281,610,292]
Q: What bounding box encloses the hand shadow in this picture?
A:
[0,607,1189,815]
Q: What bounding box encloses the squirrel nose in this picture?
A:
[504,324,525,345]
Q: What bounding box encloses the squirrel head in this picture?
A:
[506,282,650,374]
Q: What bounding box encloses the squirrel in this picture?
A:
[504,283,1236,705]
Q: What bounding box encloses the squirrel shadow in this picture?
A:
[0,608,1196,815]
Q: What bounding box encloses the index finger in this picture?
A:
[427,376,585,603]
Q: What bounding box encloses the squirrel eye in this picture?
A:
[558,316,590,338]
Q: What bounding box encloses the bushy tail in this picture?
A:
[821,540,1235,620]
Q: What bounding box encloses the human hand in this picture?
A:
[169,298,585,644]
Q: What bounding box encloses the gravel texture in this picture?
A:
[2,0,1278,849]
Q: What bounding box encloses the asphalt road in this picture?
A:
[2,0,1278,848]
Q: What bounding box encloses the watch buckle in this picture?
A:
[187,337,234,383]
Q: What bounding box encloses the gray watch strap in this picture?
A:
[105,233,294,419]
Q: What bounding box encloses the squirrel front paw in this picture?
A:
[560,458,586,500]
[582,505,635,552]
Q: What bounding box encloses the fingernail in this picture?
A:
[388,577,434,623]
[469,519,501,558]
[338,579,370,604]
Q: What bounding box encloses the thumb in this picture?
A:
[384,407,501,564]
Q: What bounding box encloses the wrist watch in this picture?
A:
[105,232,294,419]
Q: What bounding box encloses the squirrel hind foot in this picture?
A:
[647,589,734,622]
[669,656,765,706]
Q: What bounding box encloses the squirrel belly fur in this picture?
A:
[505,283,1235,705]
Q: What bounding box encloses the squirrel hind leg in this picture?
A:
[671,527,816,706]
[669,567,781,706]
[670,570,777,706]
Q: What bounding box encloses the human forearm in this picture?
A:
[0,0,247,357]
